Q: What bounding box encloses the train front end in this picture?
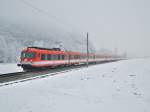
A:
[18,48,38,71]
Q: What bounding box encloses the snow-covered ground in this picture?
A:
[0,63,23,74]
[0,58,150,112]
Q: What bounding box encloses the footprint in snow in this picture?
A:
[133,92,142,96]
[113,80,116,83]
[102,74,105,78]
[80,77,90,80]
[129,74,136,77]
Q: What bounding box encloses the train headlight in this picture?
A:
[24,59,27,61]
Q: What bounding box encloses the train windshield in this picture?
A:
[21,51,36,58]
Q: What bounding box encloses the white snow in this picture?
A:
[0,63,23,74]
[0,58,150,112]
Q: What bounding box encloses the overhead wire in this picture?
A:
[18,0,78,32]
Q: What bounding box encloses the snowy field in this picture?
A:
[0,63,23,74]
[0,58,150,112]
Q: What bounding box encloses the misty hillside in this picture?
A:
[0,20,95,63]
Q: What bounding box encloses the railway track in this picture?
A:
[0,60,119,87]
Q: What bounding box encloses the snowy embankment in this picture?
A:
[0,63,23,74]
[0,58,150,112]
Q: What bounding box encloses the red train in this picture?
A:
[18,47,117,71]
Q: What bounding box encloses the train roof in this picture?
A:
[22,47,98,56]
[27,47,61,51]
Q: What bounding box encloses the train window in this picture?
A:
[52,55,55,60]
[56,55,58,60]
[93,55,95,59]
[74,55,78,59]
[41,54,46,60]
[21,52,25,58]
[58,55,61,60]
[54,55,56,60]
[62,55,64,60]
[69,55,71,60]
[52,55,58,60]
[78,55,80,59]
[64,55,67,60]
[74,55,76,59]
[21,52,36,58]
[55,55,58,60]
[59,55,62,60]
[71,55,74,60]
[73,55,75,59]
[47,54,51,60]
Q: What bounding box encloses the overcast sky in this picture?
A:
[0,0,150,57]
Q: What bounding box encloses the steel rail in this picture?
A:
[0,60,119,86]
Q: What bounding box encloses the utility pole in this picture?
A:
[87,32,89,67]
[114,47,118,58]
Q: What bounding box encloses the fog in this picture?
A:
[0,0,150,57]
